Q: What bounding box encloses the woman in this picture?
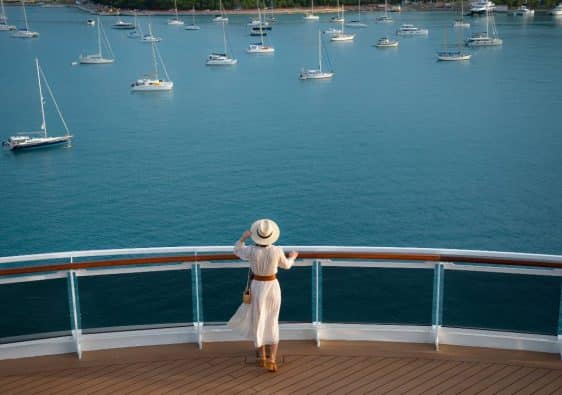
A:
[230,219,298,372]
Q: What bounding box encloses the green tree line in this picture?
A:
[93,0,562,11]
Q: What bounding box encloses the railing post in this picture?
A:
[312,260,323,347]
[431,262,445,351]
[67,266,82,359]
[191,262,203,349]
[558,281,562,360]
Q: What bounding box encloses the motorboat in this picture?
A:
[87,19,95,26]
[470,0,495,15]
[551,3,562,16]
[374,36,399,48]
[212,15,228,22]
[112,19,135,29]
[396,24,428,36]
[514,5,534,16]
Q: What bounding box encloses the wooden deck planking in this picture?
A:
[0,340,560,394]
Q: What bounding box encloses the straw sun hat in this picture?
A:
[250,219,280,246]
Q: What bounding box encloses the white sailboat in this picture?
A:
[299,30,333,80]
[207,20,237,65]
[331,6,355,42]
[127,12,142,38]
[168,0,184,25]
[330,0,344,23]
[376,0,393,23]
[454,0,470,28]
[0,0,16,31]
[465,7,502,46]
[304,0,319,20]
[213,0,229,22]
[185,6,200,30]
[78,17,115,64]
[11,0,39,38]
[346,0,367,28]
[3,59,72,151]
[141,19,161,43]
[131,41,173,91]
[437,27,471,61]
[247,3,274,53]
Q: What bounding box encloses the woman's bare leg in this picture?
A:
[270,343,278,362]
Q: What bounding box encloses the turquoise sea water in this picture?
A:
[1,7,562,257]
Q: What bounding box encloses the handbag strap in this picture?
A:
[245,267,252,290]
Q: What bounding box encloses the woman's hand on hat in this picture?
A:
[289,251,298,260]
[241,230,252,240]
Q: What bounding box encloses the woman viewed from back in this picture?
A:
[229,219,298,372]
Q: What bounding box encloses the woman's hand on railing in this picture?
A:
[289,251,299,260]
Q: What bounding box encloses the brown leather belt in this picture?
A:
[253,274,277,281]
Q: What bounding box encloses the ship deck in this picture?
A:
[0,341,560,394]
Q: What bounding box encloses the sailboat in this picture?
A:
[185,5,200,30]
[3,59,72,151]
[207,20,237,65]
[465,6,502,46]
[131,41,173,91]
[168,0,184,25]
[127,12,142,38]
[78,17,115,64]
[330,6,355,41]
[376,0,393,23]
[346,0,368,28]
[454,0,470,28]
[247,2,274,53]
[299,30,333,80]
[0,0,16,31]
[437,27,471,61]
[11,0,39,38]
[330,0,344,23]
[141,19,161,43]
[304,0,319,20]
[212,0,228,23]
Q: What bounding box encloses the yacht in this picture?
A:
[396,24,428,36]
[141,22,161,43]
[453,0,470,28]
[212,15,229,22]
[376,0,393,23]
[206,20,237,65]
[304,0,319,20]
[247,43,274,53]
[131,42,173,92]
[374,35,399,48]
[437,50,471,61]
[470,0,495,15]
[11,0,38,38]
[112,19,135,29]
[465,7,502,46]
[78,17,114,64]
[0,0,15,31]
[515,5,534,16]
[168,0,184,25]
[299,31,333,80]
[550,3,562,16]
[330,11,355,42]
[3,59,72,151]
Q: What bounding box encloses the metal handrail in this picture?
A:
[1,246,562,277]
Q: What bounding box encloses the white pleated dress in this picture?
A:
[228,241,295,347]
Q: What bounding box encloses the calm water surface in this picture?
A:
[1,7,562,256]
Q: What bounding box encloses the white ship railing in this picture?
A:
[1,246,561,361]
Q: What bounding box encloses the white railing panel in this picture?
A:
[0,272,67,285]
[443,262,562,277]
[320,260,434,269]
[75,263,191,277]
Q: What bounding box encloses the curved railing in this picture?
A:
[1,246,561,361]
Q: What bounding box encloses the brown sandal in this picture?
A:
[266,360,278,373]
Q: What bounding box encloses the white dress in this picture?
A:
[228,241,295,347]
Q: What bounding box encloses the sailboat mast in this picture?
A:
[318,30,322,72]
[1,0,7,20]
[35,58,47,137]
[22,0,29,30]
[97,16,102,56]
[222,21,227,55]
[151,42,159,79]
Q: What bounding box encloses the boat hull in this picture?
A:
[4,135,72,151]
[299,70,334,80]
[184,25,200,30]
[131,80,173,91]
[79,55,114,64]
